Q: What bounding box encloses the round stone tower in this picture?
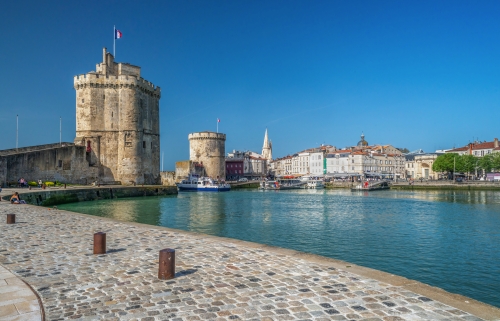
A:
[188,131,226,179]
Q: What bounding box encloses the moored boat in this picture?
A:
[177,175,231,192]
[306,180,325,189]
[260,179,306,190]
[351,180,391,191]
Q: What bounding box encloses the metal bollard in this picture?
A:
[64,184,67,189]
[93,232,106,254]
[6,214,15,224]
[158,248,175,280]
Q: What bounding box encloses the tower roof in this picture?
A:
[357,132,368,147]
[263,128,270,149]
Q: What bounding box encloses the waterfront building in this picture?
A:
[288,145,336,176]
[225,158,244,181]
[270,155,292,177]
[226,150,267,180]
[326,149,352,178]
[404,151,443,179]
[446,138,500,156]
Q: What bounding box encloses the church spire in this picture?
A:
[262,128,272,161]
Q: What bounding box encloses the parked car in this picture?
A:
[455,177,463,182]
[238,178,248,182]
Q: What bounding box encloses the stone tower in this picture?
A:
[262,128,272,161]
[188,131,226,179]
[74,48,161,185]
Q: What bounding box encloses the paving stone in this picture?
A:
[0,204,491,321]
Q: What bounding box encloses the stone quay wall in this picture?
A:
[160,171,176,186]
[0,186,177,206]
[188,132,226,179]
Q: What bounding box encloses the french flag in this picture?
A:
[115,28,122,39]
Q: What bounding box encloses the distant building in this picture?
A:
[225,158,244,181]
[226,150,267,180]
[446,138,500,156]
[324,133,405,180]
[404,151,443,180]
[270,155,292,177]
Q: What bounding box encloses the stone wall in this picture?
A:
[188,132,226,179]
[1,186,177,206]
[0,145,98,187]
[0,142,74,157]
[160,171,176,186]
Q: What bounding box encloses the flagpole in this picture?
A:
[113,25,115,57]
[217,119,218,133]
[60,117,62,146]
[16,114,18,151]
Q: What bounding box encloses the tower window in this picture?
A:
[111,112,113,117]
[82,99,84,103]
[103,94,105,99]
[151,142,152,149]
[143,141,146,148]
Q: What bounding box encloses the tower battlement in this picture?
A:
[188,132,226,141]
[74,74,160,96]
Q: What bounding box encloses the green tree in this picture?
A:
[397,147,410,153]
[459,154,477,175]
[432,153,459,175]
[479,154,493,173]
[491,153,500,172]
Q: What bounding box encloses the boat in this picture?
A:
[260,179,306,190]
[306,180,325,189]
[176,175,231,192]
[351,180,391,191]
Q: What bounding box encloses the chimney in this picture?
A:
[103,47,107,64]
[495,138,499,148]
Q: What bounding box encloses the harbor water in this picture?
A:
[58,189,500,308]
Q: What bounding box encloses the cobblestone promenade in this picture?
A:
[1,200,499,321]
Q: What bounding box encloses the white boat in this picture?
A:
[260,179,306,190]
[306,180,325,189]
[176,175,231,192]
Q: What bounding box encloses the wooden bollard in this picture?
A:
[158,249,175,280]
[93,232,106,254]
[6,214,15,224]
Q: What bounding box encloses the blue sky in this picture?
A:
[1,1,500,170]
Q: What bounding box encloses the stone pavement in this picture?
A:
[1,201,499,321]
[0,264,42,321]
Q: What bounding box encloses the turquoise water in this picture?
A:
[58,189,500,308]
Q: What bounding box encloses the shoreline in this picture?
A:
[1,194,500,320]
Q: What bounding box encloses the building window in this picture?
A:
[82,99,84,103]
[58,160,62,168]
[143,141,146,148]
